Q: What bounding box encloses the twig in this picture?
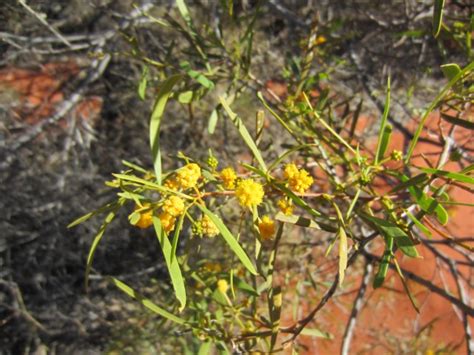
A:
[362,250,474,317]
[341,260,373,355]
[18,0,72,47]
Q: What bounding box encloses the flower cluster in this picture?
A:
[134,204,154,229]
[235,179,264,208]
[277,198,294,215]
[219,167,237,190]
[284,163,313,193]
[200,215,219,237]
[258,215,275,240]
[176,163,201,189]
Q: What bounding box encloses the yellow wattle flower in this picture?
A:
[159,212,176,233]
[200,215,219,237]
[133,203,154,229]
[258,215,275,240]
[176,163,201,189]
[164,178,179,191]
[219,167,237,189]
[289,169,313,193]
[235,179,264,208]
[217,279,229,294]
[162,195,185,217]
[283,163,299,179]
[277,198,294,215]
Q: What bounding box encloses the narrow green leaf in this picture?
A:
[405,210,432,238]
[110,277,186,325]
[420,167,474,184]
[178,90,193,104]
[219,96,267,171]
[375,77,391,164]
[196,204,258,275]
[122,160,148,174]
[198,340,212,355]
[440,112,474,130]
[373,236,393,288]
[389,173,429,194]
[170,213,185,264]
[150,74,183,184]
[176,0,192,26]
[180,61,214,89]
[359,213,420,258]
[407,184,449,225]
[138,66,149,100]
[68,201,118,228]
[393,258,420,313]
[378,123,392,163]
[153,217,187,310]
[338,227,348,286]
[85,209,118,290]
[433,0,445,38]
[257,91,295,136]
[405,61,474,163]
[233,276,259,296]
[208,108,219,134]
[275,212,321,229]
[440,63,461,81]
[300,328,333,339]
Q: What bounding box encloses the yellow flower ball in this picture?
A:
[135,210,153,229]
[277,198,294,215]
[288,169,313,193]
[217,279,229,294]
[283,163,299,179]
[159,212,176,233]
[235,179,264,208]
[200,215,219,237]
[176,163,201,189]
[219,167,237,189]
[162,195,185,217]
[258,215,275,240]
[164,178,179,191]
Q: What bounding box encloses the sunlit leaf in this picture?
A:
[153,217,187,310]
[433,0,445,38]
[219,96,267,171]
[197,204,258,275]
[150,74,183,184]
[110,277,186,325]
[359,213,420,258]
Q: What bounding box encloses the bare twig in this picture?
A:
[18,0,72,47]
[341,260,373,355]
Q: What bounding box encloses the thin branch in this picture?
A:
[341,260,373,355]
[18,0,72,47]
[362,251,474,317]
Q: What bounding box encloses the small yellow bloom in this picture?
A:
[235,179,264,208]
[258,215,275,240]
[217,279,229,294]
[219,167,237,189]
[162,195,185,217]
[176,163,201,189]
[391,150,403,161]
[164,178,179,191]
[135,210,153,229]
[133,203,154,229]
[283,163,299,179]
[200,215,219,237]
[277,198,294,215]
[203,262,222,273]
[288,169,313,193]
[315,35,327,45]
[159,212,176,233]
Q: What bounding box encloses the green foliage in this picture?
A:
[69,1,473,352]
